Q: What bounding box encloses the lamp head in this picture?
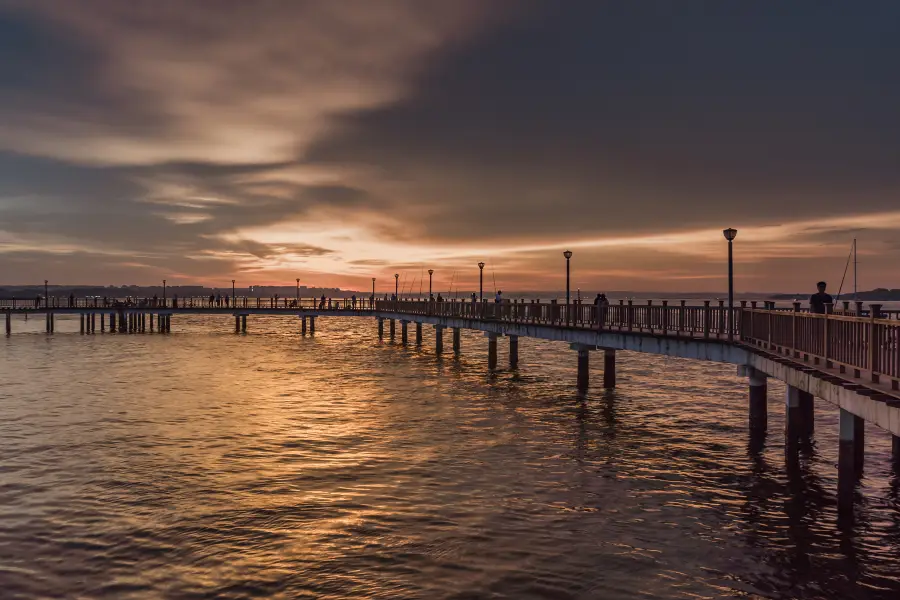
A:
[478,262,485,270]
[428,269,434,275]
[394,273,399,279]
[563,250,573,259]
[723,228,738,241]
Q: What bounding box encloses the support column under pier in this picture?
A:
[101,313,105,332]
[785,385,805,445]
[235,315,240,333]
[109,313,116,332]
[91,313,96,333]
[149,313,154,332]
[798,390,814,436]
[571,344,591,393]
[80,314,85,334]
[401,321,408,345]
[5,312,10,335]
[301,316,307,335]
[241,315,247,333]
[603,348,616,389]
[893,435,900,470]
[838,408,865,511]
[452,327,461,354]
[434,325,443,354]
[377,317,384,339]
[749,367,768,433]
[309,316,315,334]
[389,319,395,339]
[487,332,498,370]
[509,335,518,369]
[415,322,422,346]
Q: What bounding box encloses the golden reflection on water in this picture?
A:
[1,313,899,598]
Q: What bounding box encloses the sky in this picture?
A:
[0,1,899,294]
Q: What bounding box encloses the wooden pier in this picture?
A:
[3,294,899,512]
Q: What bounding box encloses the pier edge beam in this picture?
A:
[509,334,519,369]
[400,320,409,345]
[452,327,461,354]
[602,348,616,389]
[434,325,444,354]
[571,343,592,393]
[486,332,498,370]
[415,322,423,346]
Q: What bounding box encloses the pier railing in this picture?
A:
[741,308,900,388]
[375,299,739,339]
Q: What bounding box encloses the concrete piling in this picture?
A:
[101,313,105,332]
[509,335,518,368]
[838,408,865,510]
[309,316,315,334]
[571,344,591,392]
[893,435,900,470]
[603,348,616,389]
[434,325,444,354]
[748,367,767,432]
[389,319,395,339]
[241,315,247,333]
[301,316,307,335]
[415,322,422,346]
[5,312,11,335]
[785,385,804,444]
[235,315,240,333]
[377,317,384,339]
[80,314,85,335]
[487,332,498,370]
[453,327,461,354]
[91,313,96,333]
[140,313,145,333]
[149,313,153,332]
[798,390,814,435]
[401,320,408,345]
[109,313,116,332]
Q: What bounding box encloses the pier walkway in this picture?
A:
[4,295,900,510]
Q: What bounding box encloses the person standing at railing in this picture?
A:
[594,293,609,329]
[809,281,833,314]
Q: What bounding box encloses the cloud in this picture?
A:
[1,1,899,291]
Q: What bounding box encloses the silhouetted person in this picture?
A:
[809,281,833,314]
[35,295,41,308]
[224,295,229,308]
[69,293,75,308]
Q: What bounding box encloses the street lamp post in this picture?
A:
[478,262,485,302]
[296,278,300,305]
[44,279,48,308]
[394,273,399,299]
[163,279,167,302]
[563,250,573,326]
[232,279,236,306]
[428,269,434,298]
[723,228,738,341]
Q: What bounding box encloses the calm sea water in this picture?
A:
[1,314,899,599]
